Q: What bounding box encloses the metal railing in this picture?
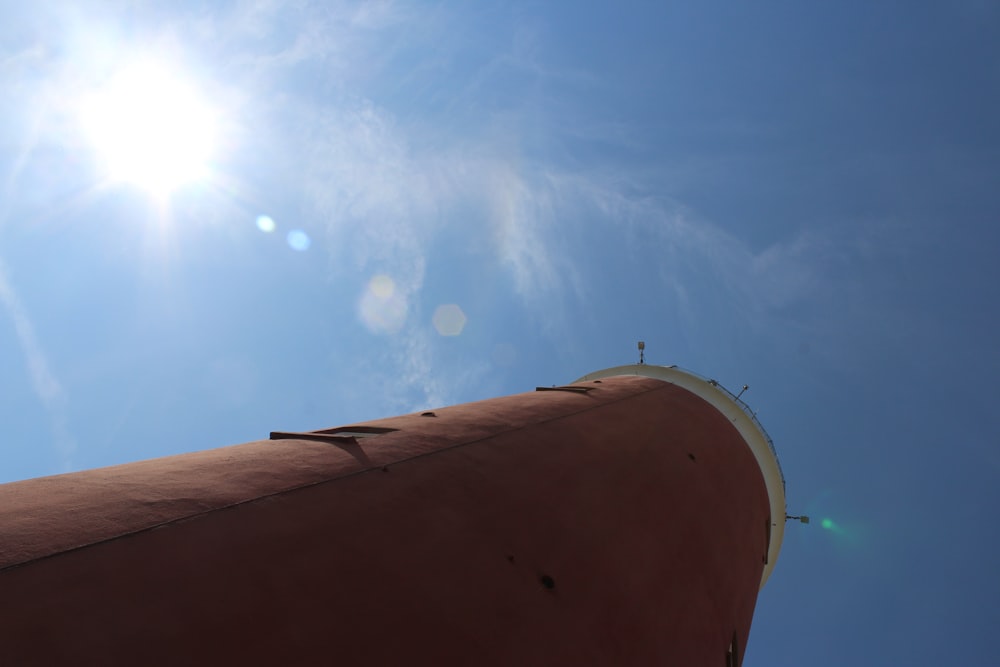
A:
[669,365,787,494]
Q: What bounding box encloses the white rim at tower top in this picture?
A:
[575,364,786,589]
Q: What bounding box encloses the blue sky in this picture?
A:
[2,1,999,663]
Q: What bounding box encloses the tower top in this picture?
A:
[576,363,786,588]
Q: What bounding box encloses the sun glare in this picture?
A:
[81,61,217,197]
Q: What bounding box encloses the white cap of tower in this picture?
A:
[576,364,786,589]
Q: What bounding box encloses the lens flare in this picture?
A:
[256,215,276,233]
[369,274,395,299]
[432,304,467,336]
[287,230,311,251]
[820,518,845,535]
[359,274,407,334]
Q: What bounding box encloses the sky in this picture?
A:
[1,0,999,663]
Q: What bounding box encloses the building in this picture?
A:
[0,363,785,665]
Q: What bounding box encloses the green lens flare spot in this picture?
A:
[820,518,847,536]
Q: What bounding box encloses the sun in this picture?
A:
[80,60,217,197]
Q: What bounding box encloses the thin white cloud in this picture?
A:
[397,328,448,410]
[49,0,851,384]
[237,3,851,351]
[0,265,61,404]
[265,46,833,354]
[487,166,560,299]
[391,324,492,413]
[290,97,584,334]
[0,262,75,469]
[496,169,862,366]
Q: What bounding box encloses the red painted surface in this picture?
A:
[0,375,771,665]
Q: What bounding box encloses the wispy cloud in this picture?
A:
[85,0,855,382]
[0,266,60,404]
[238,5,846,360]
[564,177,830,308]
[0,262,75,469]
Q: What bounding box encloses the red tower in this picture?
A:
[0,364,785,665]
